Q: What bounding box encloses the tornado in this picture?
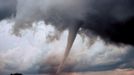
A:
[56,24,81,74]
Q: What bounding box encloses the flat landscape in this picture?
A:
[19,70,134,75]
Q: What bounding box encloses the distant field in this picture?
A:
[15,70,134,75]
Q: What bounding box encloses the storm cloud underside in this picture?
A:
[0,0,134,45]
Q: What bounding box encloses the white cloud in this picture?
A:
[0,20,132,74]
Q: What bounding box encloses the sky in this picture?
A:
[0,0,134,75]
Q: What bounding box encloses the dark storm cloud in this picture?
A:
[0,0,17,20]
[12,0,134,45]
[82,0,134,45]
[0,0,133,45]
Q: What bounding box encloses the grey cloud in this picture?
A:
[0,0,17,20]
[12,0,134,45]
[0,0,134,45]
